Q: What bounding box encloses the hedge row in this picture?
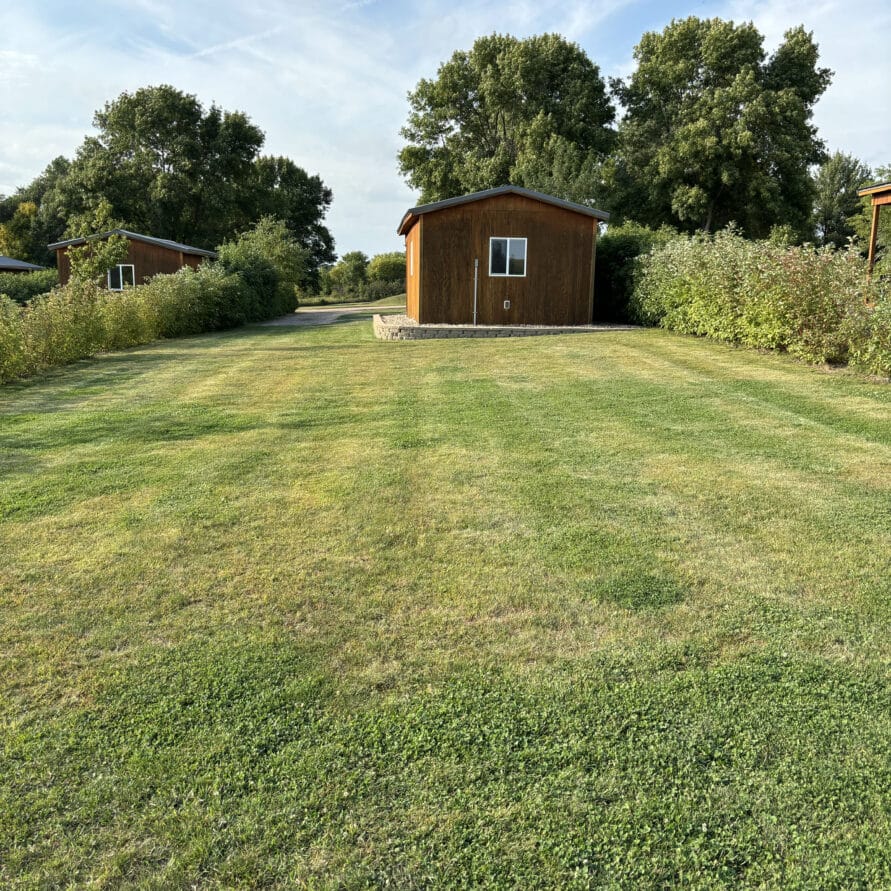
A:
[631,229,891,377]
[0,220,301,384]
[0,268,58,305]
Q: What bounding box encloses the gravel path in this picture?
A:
[260,305,405,327]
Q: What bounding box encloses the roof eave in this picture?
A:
[397,185,609,236]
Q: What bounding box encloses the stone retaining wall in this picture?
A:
[373,314,634,341]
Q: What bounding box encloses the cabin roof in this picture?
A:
[397,185,610,235]
[48,228,217,258]
[857,181,891,198]
[0,255,47,271]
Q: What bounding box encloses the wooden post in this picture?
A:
[867,202,880,277]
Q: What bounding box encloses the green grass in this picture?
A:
[298,292,406,307]
[1,320,889,888]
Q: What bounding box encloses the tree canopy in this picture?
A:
[398,33,615,204]
[1,86,334,275]
[610,18,832,237]
[812,152,872,248]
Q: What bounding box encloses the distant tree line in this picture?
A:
[398,18,886,257]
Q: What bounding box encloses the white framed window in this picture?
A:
[489,237,526,277]
[107,264,135,291]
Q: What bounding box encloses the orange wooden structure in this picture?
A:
[398,186,609,325]
[857,181,891,275]
[49,229,216,288]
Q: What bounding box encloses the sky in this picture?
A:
[1,0,889,257]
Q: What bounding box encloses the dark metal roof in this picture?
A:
[0,255,47,272]
[48,228,217,258]
[397,185,610,235]
[857,181,891,197]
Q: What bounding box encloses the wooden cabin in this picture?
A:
[397,186,609,326]
[0,255,46,274]
[48,229,216,288]
[857,181,891,274]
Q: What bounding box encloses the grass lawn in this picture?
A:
[1,319,889,888]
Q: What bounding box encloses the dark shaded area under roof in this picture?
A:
[398,185,610,235]
[0,255,47,272]
[47,229,217,258]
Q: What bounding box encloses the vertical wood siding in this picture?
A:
[56,239,206,286]
[415,194,597,325]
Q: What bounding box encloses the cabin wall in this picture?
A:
[56,240,205,286]
[417,194,596,325]
[404,218,421,321]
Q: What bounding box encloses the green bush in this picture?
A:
[0,297,27,380]
[594,223,676,322]
[632,229,888,373]
[0,219,303,385]
[0,268,58,305]
[847,293,891,378]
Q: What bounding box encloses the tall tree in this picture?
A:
[399,33,615,203]
[812,152,872,247]
[0,156,71,264]
[24,86,335,279]
[611,18,832,237]
[252,156,335,275]
[53,85,264,248]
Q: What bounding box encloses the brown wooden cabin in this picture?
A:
[857,181,891,275]
[0,255,46,274]
[49,229,216,288]
[397,186,609,326]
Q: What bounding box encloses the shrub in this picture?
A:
[216,216,307,317]
[594,223,676,321]
[0,268,59,305]
[632,229,887,372]
[0,219,302,385]
[0,297,27,381]
[847,291,891,378]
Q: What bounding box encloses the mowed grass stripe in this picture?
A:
[0,320,889,887]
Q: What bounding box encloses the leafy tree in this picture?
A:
[812,152,872,247]
[53,85,264,248]
[611,18,832,237]
[0,157,71,264]
[367,252,405,284]
[366,251,406,299]
[252,156,335,282]
[10,86,335,279]
[66,201,129,286]
[216,216,309,313]
[321,251,369,299]
[0,202,42,261]
[399,33,615,203]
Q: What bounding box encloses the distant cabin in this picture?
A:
[48,229,217,289]
[0,255,46,274]
[397,186,609,326]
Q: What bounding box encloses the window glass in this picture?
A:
[508,240,526,276]
[108,266,122,290]
[121,265,135,287]
[490,238,507,275]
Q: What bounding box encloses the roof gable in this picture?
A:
[398,185,609,235]
[48,228,217,258]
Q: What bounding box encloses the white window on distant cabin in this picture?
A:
[107,264,136,291]
[489,237,526,277]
